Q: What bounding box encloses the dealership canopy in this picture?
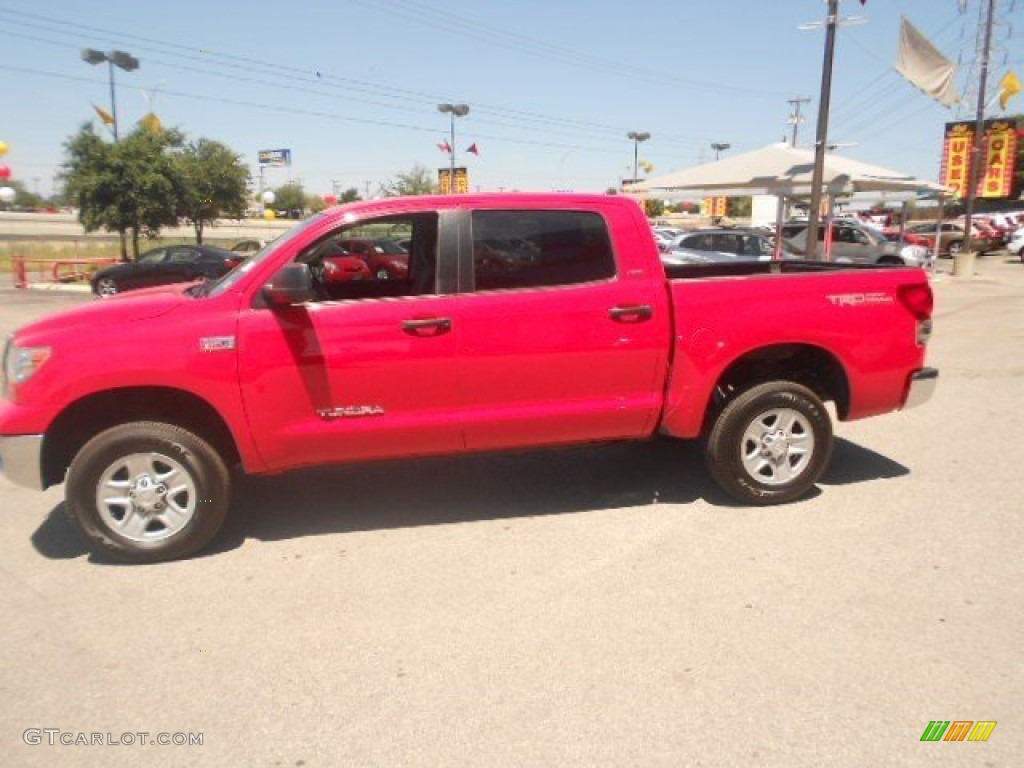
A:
[629,142,947,200]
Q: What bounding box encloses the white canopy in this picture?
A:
[629,142,947,199]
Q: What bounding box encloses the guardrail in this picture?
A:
[12,256,119,289]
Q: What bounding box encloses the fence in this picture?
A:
[11,256,119,289]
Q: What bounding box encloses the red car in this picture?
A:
[882,227,934,248]
[304,236,371,283]
[340,238,410,280]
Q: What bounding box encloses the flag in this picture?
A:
[92,103,115,126]
[437,140,451,153]
[999,71,1021,111]
[466,143,479,156]
[140,112,163,134]
[894,16,961,108]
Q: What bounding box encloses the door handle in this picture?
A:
[402,317,452,334]
[608,304,653,322]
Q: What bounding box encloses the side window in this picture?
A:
[711,233,741,254]
[683,234,713,251]
[168,247,197,263]
[296,213,438,302]
[471,210,615,292]
[137,249,167,265]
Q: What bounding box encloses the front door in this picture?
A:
[237,211,463,471]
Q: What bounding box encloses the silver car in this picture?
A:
[663,228,795,265]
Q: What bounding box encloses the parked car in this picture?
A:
[90,245,243,297]
[0,193,937,562]
[1008,227,1024,261]
[230,239,266,254]
[783,220,931,267]
[300,236,372,283]
[340,238,410,279]
[906,222,993,257]
[663,228,795,265]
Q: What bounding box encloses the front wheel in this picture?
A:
[66,422,231,563]
[95,277,119,297]
[705,381,833,505]
[947,240,963,257]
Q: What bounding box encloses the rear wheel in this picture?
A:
[66,422,231,563]
[705,381,833,505]
[375,267,390,280]
[95,277,119,297]
[948,240,963,257]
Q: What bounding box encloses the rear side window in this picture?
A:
[470,210,615,291]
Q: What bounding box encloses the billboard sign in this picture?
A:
[940,118,1023,199]
[258,149,292,167]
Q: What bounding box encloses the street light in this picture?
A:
[711,142,731,161]
[438,103,470,194]
[81,48,139,142]
[626,131,650,188]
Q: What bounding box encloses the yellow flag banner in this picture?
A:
[91,103,115,126]
[999,71,1021,111]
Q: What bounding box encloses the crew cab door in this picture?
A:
[454,206,670,451]
[237,211,462,471]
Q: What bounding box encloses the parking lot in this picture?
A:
[1,256,1022,767]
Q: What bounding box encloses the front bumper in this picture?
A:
[0,434,45,490]
[903,367,939,410]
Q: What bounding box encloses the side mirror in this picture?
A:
[262,263,315,308]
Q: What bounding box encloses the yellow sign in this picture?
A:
[981,122,1016,198]
[438,167,469,194]
[941,124,972,198]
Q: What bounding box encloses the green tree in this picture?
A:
[273,182,306,217]
[339,187,361,203]
[61,123,183,259]
[644,199,665,218]
[379,165,436,197]
[176,139,250,243]
[0,179,45,210]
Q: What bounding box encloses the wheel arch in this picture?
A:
[42,386,241,489]
[704,342,850,433]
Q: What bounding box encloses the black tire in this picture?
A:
[94,277,119,297]
[705,381,833,505]
[375,268,390,280]
[65,422,231,563]
[877,256,903,266]
[947,240,963,257]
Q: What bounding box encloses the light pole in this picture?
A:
[81,49,139,142]
[626,131,650,188]
[438,103,470,194]
[711,142,731,161]
[81,48,138,261]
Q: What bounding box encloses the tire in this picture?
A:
[65,422,231,563]
[705,381,833,505]
[375,268,390,280]
[947,240,963,257]
[877,256,903,266]
[95,277,119,297]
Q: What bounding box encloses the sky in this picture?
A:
[0,0,1021,199]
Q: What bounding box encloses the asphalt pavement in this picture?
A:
[1,255,1021,767]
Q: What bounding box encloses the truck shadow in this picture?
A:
[31,437,909,562]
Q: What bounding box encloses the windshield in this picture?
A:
[204,215,325,298]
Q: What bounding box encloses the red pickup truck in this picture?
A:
[0,194,937,562]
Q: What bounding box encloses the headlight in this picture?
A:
[2,340,51,399]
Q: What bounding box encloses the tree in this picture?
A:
[339,187,361,203]
[61,123,184,259]
[0,179,45,210]
[644,199,665,218]
[379,165,436,197]
[176,139,250,243]
[272,182,306,217]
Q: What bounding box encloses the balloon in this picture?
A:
[323,195,338,205]
[0,166,11,180]
[263,209,276,220]
[0,186,15,203]
[261,190,276,205]
[0,141,8,157]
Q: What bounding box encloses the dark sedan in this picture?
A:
[91,245,243,297]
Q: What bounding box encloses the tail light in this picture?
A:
[899,283,934,345]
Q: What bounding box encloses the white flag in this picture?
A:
[894,16,961,108]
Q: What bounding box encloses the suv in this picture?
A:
[782,220,931,267]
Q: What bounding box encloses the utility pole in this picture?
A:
[961,0,997,260]
[364,180,371,200]
[787,96,811,148]
[804,0,839,260]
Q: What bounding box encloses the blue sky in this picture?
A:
[1,0,1021,199]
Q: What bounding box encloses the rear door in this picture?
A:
[454,206,670,451]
